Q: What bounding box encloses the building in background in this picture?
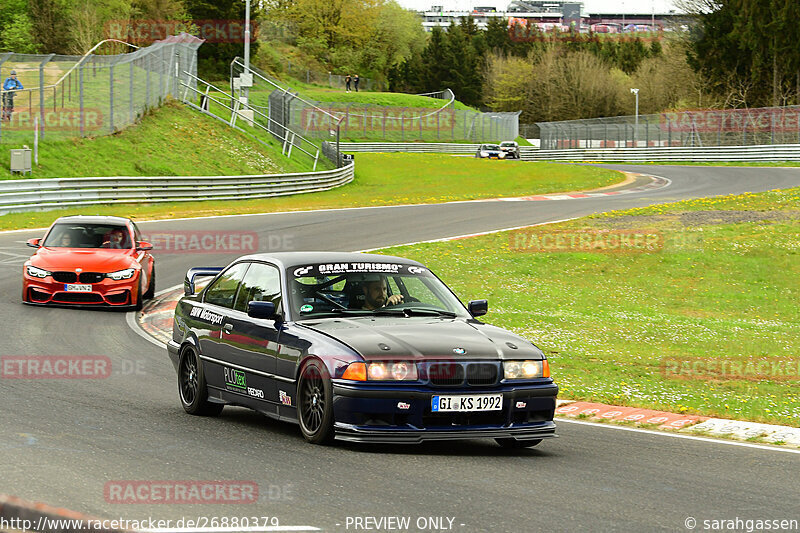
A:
[420,2,681,33]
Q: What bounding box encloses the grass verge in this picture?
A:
[0,154,623,230]
[0,100,320,179]
[372,187,800,427]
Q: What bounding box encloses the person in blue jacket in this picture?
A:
[2,70,23,121]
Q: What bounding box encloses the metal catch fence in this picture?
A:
[537,105,800,150]
[0,34,201,143]
[231,58,519,145]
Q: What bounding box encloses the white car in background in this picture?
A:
[476,144,506,159]
[499,141,520,159]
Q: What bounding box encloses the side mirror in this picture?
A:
[468,299,488,317]
[136,241,153,251]
[184,266,224,295]
[247,301,277,320]
[26,238,41,248]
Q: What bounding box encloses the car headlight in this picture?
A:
[504,360,550,379]
[480,152,489,157]
[26,265,50,278]
[341,361,418,381]
[107,268,136,281]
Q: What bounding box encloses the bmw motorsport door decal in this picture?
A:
[189,306,224,325]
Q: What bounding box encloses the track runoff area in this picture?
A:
[2,163,800,532]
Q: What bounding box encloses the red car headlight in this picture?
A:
[107,268,136,281]
[26,265,50,278]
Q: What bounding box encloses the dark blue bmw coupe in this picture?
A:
[168,252,558,447]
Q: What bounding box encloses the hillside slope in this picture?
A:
[1,100,323,179]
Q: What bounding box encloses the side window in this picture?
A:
[402,276,445,307]
[204,262,250,309]
[233,263,282,313]
[131,222,142,242]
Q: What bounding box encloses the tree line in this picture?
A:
[389,18,666,113]
[2,0,798,119]
[683,0,800,108]
[0,0,256,78]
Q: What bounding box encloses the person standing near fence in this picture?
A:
[354,74,360,92]
[345,74,351,93]
[2,70,23,121]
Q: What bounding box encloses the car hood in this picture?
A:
[30,247,139,272]
[301,317,544,360]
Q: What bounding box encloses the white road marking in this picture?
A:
[557,418,800,454]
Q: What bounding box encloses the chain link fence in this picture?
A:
[231,58,519,146]
[0,34,201,144]
[537,106,800,150]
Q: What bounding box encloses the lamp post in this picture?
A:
[243,0,250,103]
[630,87,639,147]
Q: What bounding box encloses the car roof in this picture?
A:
[53,215,131,225]
[234,251,426,270]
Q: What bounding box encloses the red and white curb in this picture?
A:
[495,174,670,202]
[686,418,800,445]
[555,400,706,430]
[556,400,800,447]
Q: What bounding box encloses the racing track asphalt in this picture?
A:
[1,164,799,532]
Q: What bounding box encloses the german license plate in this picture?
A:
[65,284,92,292]
[431,394,503,412]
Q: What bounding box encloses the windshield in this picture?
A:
[289,262,470,319]
[42,223,132,249]
[482,144,501,150]
[500,142,516,147]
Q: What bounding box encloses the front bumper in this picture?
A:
[331,381,558,443]
[23,274,138,306]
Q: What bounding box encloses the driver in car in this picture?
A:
[103,229,127,249]
[362,276,403,310]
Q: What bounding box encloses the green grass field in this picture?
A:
[588,161,800,167]
[0,154,623,230]
[0,100,321,179]
[278,82,475,111]
[373,187,800,426]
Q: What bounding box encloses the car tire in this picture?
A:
[178,346,223,416]
[297,359,334,445]
[495,438,542,449]
[144,265,155,300]
[133,277,144,311]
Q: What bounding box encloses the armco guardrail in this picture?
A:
[0,163,354,215]
[341,141,800,162]
[340,142,480,154]
[519,144,800,162]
